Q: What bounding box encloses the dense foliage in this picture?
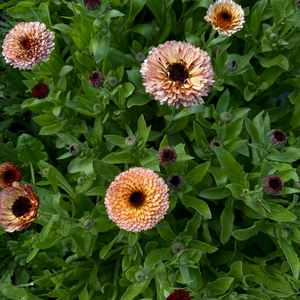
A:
[1,0,300,299]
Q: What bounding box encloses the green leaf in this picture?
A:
[0,284,43,300]
[131,24,153,39]
[85,186,107,196]
[184,162,210,186]
[199,186,232,200]
[17,134,48,165]
[215,147,244,185]
[207,277,234,296]
[188,240,218,253]
[232,220,266,241]
[122,82,135,97]
[52,23,74,34]
[40,5,52,29]
[137,115,151,146]
[257,54,289,70]
[144,248,171,274]
[156,224,176,242]
[127,95,151,108]
[94,218,113,232]
[220,198,235,244]
[216,89,230,115]
[266,203,296,222]
[103,151,133,164]
[120,281,149,300]
[93,34,110,63]
[59,65,74,77]
[39,122,67,135]
[156,261,167,283]
[181,194,211,219]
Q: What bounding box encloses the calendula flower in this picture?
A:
[0,162,22,189]
[0,182,39,232]
[31,83,49,99]
[262,174,283,196]
[105,167,169,233]
[2,22,54,70]
[268,129,287,147]
[167,173,184,190]
[204,0,245,36]
[140,40,215,109]
[166,289,192,300]
[88,71,105,88]
[157,146,177,167]
[84,0,101,10]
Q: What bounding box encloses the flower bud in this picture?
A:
[84,0,101,10]
[83,219,94,231]
[220,111,232,123]
[127,245,136,256]
[31,83,49,99]
[135,52,146,63]
[268,129,287,147]
[134,270,145,282]
[167,173,184,190]
[281,231,290,239]
[89,71,105,88]
[168,273,177,283]
[210,140,223,152]
[262,174,283,196]
[125,136,138,148]
[171,241,185,254]
[212,45,223,55]
[225,59,238,71]
[179,253,188,263]
[77,177,85,186]
[242,189,249,196]
[108,76,118,87]
[157,146,177,167]
[269,33,278,43]
[93,103,103,113]
[69,143,82,156]
[56,111,66,121]
[42,168,49,176]
[100,28,108,36]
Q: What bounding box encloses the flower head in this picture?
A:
[31,83,50,99]
[166,289,192,300]
[204,0,245,36]
[262,174,283,196]
[0,182,39,232]
[84,0,101,10]
[210,140,223,152]
[167,173,184,190]
[268,129,287,147]
[0,162,22,189]
[157,146,177,167]
[105,167,169,233]
[2,22,54,70]
[89,71,105,88]
[140,40,215,109]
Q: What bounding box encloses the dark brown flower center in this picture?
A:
[20,39,31,50]
[217,10,232,27]
[164,151,171,159]
[170,176,180,186]
[92,74,98,80]
[130,192,145,207]
[168,63,189,83]
[12,196,32,217]
[214,142,220,147]
[269,179,280,189]
[4,171,14,181]
[274,131,284,141]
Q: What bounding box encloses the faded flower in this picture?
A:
[2,22,54,70]
[105,167,169,233]
[140,40,215,108]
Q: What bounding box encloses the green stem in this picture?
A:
[202,30,216,50]
[205,89,216,105]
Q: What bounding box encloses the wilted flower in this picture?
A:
[84,0,101,10]
[134,270,145,282]
[0,162,22,189]
[204,0,245,36]
[225,59,238,71]
[83,219,94,231]
[88,71,105,88]
[262,174,283,196]
[69,143,82,156]
[171,241,185,254]
[31,83,50,99]
[268,129,287,147]
[166,289,192,300]
[135,52,146,63]
[167,173,184,190]
[269,33,278,43]
[108,76,118,87]
[220,111,232,123]
[210,140,223,152]
[140,40,215,109]
[2,22,54,70]
[157,146,177,167]
[168,273,177,283]
[125,136,138,148]
[104,167,169,233]
[0,182,39,232]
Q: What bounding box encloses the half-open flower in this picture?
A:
[268,129,287,147]
[262,174,283,196]
[0,182,39,232]
[105,167,169,233]
[140,40,215,108]
[167,173,184,190]
[2,22,54,70]
[204,0,245,36]
[88,71,105,88]
[0,162,22,189]
[157,147,177,167]
[31,83,50,99]
[84,0,101,10]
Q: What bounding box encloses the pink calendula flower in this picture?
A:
[0,182,39,232]
[140,40,215,109]
[2,22,55,70]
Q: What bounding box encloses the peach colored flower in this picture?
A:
[140,40,215,109]
[2,22,54,70]
[105,167,169,233]
[204,0,245,36]
[0,182,39,232]
[0,162,22,189]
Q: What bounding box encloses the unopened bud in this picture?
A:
[210,140,223,152]
[220,112,232,123]
[171,241,185,254]
[168,273,177,283]
[134,270,145,282]
[225,59,238,71]
[269,33,278,43]
[179,253,188,263]
[57,111,66,121]
[93,103,103,113]
[125,136,138,148]
[77,177,85,186]
[127,246,136,256]
[83,219,94,231]
[100,28,108,36]
[69,143,82,156]
[135,52,146,63]
[108,76,118,87]
[42,168,49,176]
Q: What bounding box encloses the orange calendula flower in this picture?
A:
[2,22,54,70]
[0,182,39,232]
[105,167,169,233]
[140,40,215,109]
[204,0,245,36]
[0,162,22,189]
